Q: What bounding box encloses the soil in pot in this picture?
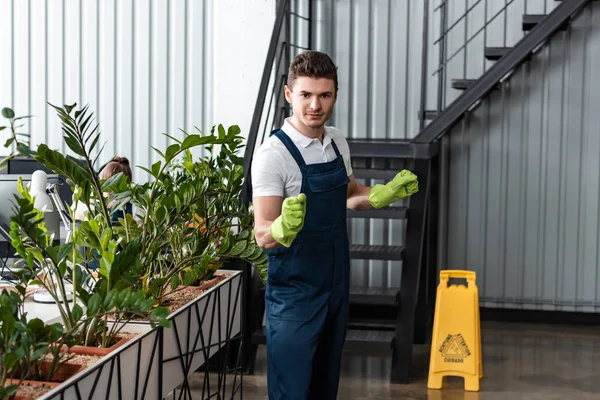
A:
[14,382,54,399]
[106,271,233,322]
[67,353,102,367]
[185,273,229,291]
[9,361,86,398]
[167,272,231,312]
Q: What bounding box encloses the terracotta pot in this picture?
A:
[68,335,130,357]
[7,361,86,389]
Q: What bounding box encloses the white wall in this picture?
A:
[213,0,276,135]
[0,0,275,182]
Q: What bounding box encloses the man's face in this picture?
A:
[285,77,337,130]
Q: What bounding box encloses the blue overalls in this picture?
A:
[265,129,350,399]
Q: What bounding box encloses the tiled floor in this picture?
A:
[189,321,600,399]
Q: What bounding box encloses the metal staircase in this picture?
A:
[240,0,593,385]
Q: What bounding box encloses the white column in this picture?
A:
[212,0,276,138]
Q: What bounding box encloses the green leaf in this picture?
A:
[103,288,118,309]
[164,133,183,144]
[183,269,196,286]
[254,252,267,266]
[151,146,165,159]
[219,236,231,254]
[64,103,77,114]
[1,107,15,119]
[170,275,180,291]
[200,254,212,270]
[150,306,170,321]
[3,353,19,370]
[87,293,102,316]
[156,205,167,224]
[101,172,125,191]
[218,124,226,139]
[227,239,247,256]
[72,304,83,322]
[100,257,112,279]
[57,243,74,263]
[64,135,86,156]
[4,137,14,147]
[3,384,19,397]
[165,143,181,162]
[139,298,154,312]
[227,125,241,137]
[100,227,112,250]
[27,317,45,333]
[117,287,132,308]
[33,348,49,360]
[181,134,203,150]
[151,160,162,178]
[247,246,265,261]
[238,242,256,259]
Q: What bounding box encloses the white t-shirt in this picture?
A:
[251,118,353,198]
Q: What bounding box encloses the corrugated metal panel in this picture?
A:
[311,1,561,141]
[0,0,213,183]
[434,0,560,109]
[446,2,600,311]
[311,0,595,293]
[313,0,428,140]
[312,0,430,288]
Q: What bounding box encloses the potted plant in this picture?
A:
[106,123,268,308]
[7,102,261,398]
[9,103,171,356]
[0,286,83,400]
[0,107,32,171]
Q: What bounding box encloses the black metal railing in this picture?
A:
[425,0,566,124]
[239,0,312,374]
[242,0,312,206]
[414,0,590,144]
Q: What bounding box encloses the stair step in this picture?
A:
[348,318,396,330]
[347,206,407,220]
[419,110,439,120]
[451,79,476,90]
[522,14,568,31]
[350,244,403,261]
[452,79,500,91]
[485,46,511,61]
[347,138,413,159]
[344,329,395,353]
[350,286,398,306]
[353,168,399,181]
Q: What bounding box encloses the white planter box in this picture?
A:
[39,270,243,400]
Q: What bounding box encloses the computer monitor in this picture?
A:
[6,157,73,206]
[0,174,61,248]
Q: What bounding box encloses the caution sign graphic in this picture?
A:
[439,334,470,362]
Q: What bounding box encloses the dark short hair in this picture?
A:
[100,156,132,183]
[287,51,338,91]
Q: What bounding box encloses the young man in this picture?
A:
[251,50,419,399]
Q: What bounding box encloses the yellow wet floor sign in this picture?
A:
[427,270,482,391]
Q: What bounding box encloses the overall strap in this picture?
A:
[330,137,342,158]
[271,129,307,169]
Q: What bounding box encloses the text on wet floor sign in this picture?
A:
[427,270,482,392]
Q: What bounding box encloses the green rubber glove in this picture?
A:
[368,169,419,209]
[270,193,307,247]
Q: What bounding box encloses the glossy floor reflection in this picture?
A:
[189,321,600,399]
